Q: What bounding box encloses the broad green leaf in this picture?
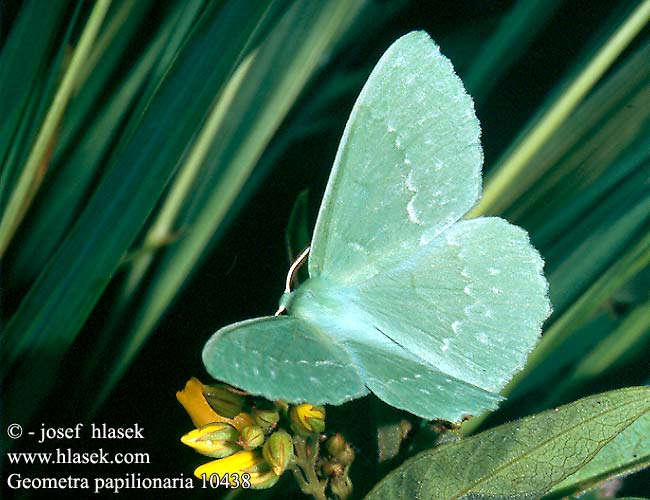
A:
[366,387,650,500]
[203,32,551,422]
[546,412,650,498]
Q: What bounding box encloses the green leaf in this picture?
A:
[545,411,650,498]
[546,303,650,405]
[544,164,649,314]
[8,2,187,288]
[469,1,650,217]
[366,387,650,500]
[463,0,562,101]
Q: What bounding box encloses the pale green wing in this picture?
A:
[345,217,551,418]
[345,336,502,421]
[308,31,482,283]
[202,32,551,421]
[202,316,368,404]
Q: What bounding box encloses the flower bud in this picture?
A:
[262,430,294,476]
[248,469,281,489]
[326,433,346,457]
[232,412,256,432]
[330,475,353,500]
[239,425,265,450]
[290,404,326,435]
[253,408,280,430]
[203,384,246,418]
[194,450,268,479]
[337,443,355,467]
[321,459,344,478]
[194,450,279,489]
[181,422,241,458]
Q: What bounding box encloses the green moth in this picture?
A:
[203,31,551,422]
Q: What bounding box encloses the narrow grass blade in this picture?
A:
[0,0,112,255]
[7,7,181,288]
[2,0,280,425]
[464,0,562,100]
[508,233,650,399]
[0,0,70,202]
[469,0,650,217]
[550,303,650,403]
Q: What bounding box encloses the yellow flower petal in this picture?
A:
[176,377,252,431]
[193,450,267,479]
[248,469,280,489]
[180,422,241,458]
[176,377,222,427]
[232,412,255,431]
[290,403,326,434]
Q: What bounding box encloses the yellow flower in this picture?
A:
[176,377,222,427]
[290,403,326,435]
[176,377,253,431]
[193,450,279,488]
[180,422,241,458]
[194,450,264,477]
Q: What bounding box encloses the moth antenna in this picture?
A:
[274,245,311,316]
[284,244,311,293]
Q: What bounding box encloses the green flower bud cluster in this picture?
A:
[180,384,298,490]
[179,379,356,495]
[320,433,355,500]
[263,430,294,476]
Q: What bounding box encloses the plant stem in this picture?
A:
[292,435,328,500]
